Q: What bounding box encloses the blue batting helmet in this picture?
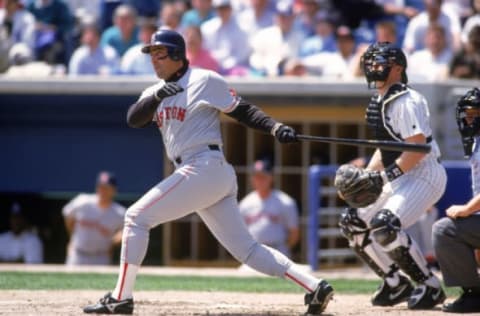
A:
[141,28,186,61]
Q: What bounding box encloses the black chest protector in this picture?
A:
[366,83,408,167]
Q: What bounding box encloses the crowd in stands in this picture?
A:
[0,0,479,79]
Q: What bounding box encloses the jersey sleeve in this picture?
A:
[202,72,240,113]
[62,194,84,218]
[396,95,429,139]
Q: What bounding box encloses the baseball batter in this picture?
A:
[63,171,125,265]
[83,29,333,315]
[335,42,447,310]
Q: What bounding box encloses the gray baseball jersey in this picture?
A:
[63,193,126,264]
[239,190,298,255]
[139,68,237,162]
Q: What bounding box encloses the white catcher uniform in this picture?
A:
[343,82,447,288]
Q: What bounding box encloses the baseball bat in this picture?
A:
[296,134,431,153]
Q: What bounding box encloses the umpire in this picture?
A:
[432,88,480,314]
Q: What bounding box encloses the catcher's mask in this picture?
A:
[456,87,480,137]
[361,42,408,89]
[141,29,186,61]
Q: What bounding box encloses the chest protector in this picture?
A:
[366,83,408,167]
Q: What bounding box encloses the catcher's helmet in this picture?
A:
[456,87,480,137]
[141,29,186,61]
[361,42,408,88]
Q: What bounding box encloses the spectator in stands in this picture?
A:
[3,41,55,76]
[69,21,119,75]
[301,25,357,79]
[294,0,323,38]
[63,171,126,265]
[158,2,182,32]
[120,17,156,75]
[402,0,461,54]
[65,0,101,23]
[0,0,35,51]
[407,23,452,81]
[239,159,300,258]
[375,0,420,45]
[249,1,305,76]
[461,0,480,45]
[0,202,43,263]
[450,25,480,79]
[376,20,398,44]
[27,0,74,64]
[201,0,250,75]
[180,0,215,28]
[100,4,139,57]
[299,11,337,58]
[184,25,220,72]
[237,0,275,36]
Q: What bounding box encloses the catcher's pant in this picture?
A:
[358,156,446,227]
[433,216,480,287]
[121,149,291,276]
[351,156,446,276]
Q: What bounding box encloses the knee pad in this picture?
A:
[370,209,401,247]
[339,208,368,241]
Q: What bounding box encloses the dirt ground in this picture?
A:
[0,290,454,316]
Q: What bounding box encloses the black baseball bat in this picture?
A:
[296,134,431,153]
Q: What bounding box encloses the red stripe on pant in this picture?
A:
[285,272,314,292]
[118,262,128,300]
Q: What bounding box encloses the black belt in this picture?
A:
[174,144,220,165]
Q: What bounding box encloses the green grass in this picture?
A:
[0,272,461,297]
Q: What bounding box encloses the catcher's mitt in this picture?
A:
[334,164,384,208]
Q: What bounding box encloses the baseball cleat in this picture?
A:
[371,275,413,306]
[442,288,480,313]
[83,292,134,314]
[407,284,446,310]
[304,280,334,315]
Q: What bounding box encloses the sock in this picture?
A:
[424,274,441,288]
[111,262,139,300]
[385,273,400,287]
[284,264,320,293]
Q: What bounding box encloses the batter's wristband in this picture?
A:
[271,122,283,136]
[384,163,404,182]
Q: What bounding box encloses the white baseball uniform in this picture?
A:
[471,137,480,197]
[0,230,43,263]
[63,193,126,265]
[239,189,299,257]
[349,83,447,285]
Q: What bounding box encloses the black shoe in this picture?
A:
[371,275,413,306]
[442,289,480,313]
[408,284,446,310]
[83,292,134,314]
[304,280,334,315]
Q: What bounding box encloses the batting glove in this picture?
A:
[273,124,298,143]
[154,82,184,101]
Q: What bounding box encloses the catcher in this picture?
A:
[334,42,447,309]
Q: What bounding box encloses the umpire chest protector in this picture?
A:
[366,83,408,166]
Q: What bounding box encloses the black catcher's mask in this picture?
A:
[361,42,408,89]
[456,87,480,157]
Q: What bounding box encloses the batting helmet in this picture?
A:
[141,29,186,61]
[361,42,408,88]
